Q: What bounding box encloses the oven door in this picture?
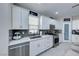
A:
[53,35,59,46]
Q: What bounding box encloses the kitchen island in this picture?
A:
[8,35,53,56]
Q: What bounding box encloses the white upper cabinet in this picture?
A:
[54,20,59,29]
[12,5,29,29]
[40,16,50,29]
[50,19,56,25]
[50,19,60,29]
[21,8,29,29]
[50,19,57,26]
[12,5,21,29]
[40,15,58,29]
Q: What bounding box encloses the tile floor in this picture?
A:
[39,42,79,56]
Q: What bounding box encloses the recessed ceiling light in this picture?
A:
[55,12,59,14]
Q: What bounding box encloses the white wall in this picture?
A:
[55,19,63,30]
[56,17,63,43]
[0,3,11,56]
[72,16,79,29]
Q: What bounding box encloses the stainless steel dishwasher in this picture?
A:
[9,42,29,56]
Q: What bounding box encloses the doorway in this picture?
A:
[63,22,72,42]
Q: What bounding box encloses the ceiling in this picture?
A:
[18,3,79,19]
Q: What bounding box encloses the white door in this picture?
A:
[63,22,72,42]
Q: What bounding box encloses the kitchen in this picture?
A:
[0,3,79,56]
[9,4,60,56]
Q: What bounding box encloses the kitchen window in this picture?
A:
[29,15,39,34]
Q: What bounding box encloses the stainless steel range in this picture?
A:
[53,34,59,47]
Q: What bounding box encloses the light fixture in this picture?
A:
[55,12,59,14]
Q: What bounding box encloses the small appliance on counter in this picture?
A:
[13,32,21,40]
[9,29,29,41]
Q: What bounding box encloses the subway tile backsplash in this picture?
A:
[9,29,50,41]
[39,29,49,35]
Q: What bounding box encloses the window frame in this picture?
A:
[28,14,40,34]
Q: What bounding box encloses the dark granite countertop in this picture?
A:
[72,30,79,35]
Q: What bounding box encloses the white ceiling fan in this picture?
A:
[72,4,79,8]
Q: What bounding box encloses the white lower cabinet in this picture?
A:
[72,35,79,42]
[30,39,42,56]
[46,36,53,48]
[9,42,29,56]
[41,38,47,52]
[30,36,53,56]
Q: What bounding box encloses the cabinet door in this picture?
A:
[73,35,79,42]
[40,38,47,52]
[21,8,29,29]
[41,16,50,29]
[21,44,29,56]
[46,36,53,48]
[42,36,53,50]
[30,39,41,56]
[12,5,22,29]
[9,47,21,56]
